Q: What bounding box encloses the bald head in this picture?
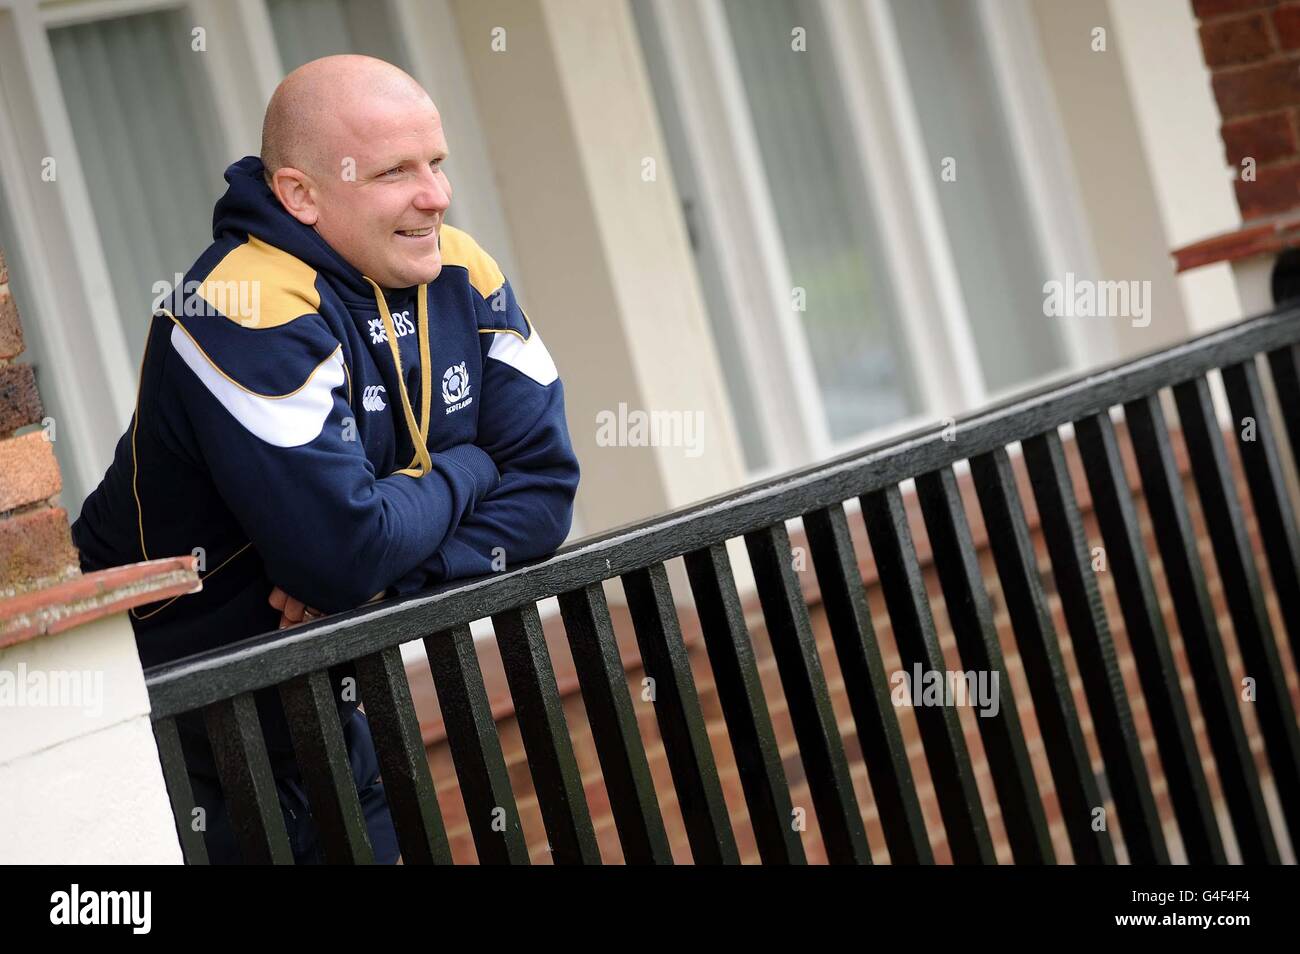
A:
[261,55,433,180]
[259,54,453,290]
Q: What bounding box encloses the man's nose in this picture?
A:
[414,166,450,212]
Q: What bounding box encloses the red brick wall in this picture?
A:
[0,246,80,597]
[1196,0,1300,219]
[416,428,1300,864]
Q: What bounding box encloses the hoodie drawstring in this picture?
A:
[365,278,433,478]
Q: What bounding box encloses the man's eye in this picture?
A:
[381,166,403,177]
[430,159,443,172]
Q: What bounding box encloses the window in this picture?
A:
[722,0,918,446]
[633,0,1079,475]
[50,8,225,365]
[889,0,1066,394]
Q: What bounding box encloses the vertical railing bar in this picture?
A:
[683,543,807,864]
[151,716,210,865]
[423,624,531,865]
[621,563,741,864]
[970,447,1116,864]
[279,669,376,864]
[203,692,295,864]
[557,583,674,864]
[492,603,602,864]
[1222,358,1300,665]
[1124,393,1280,863]
[742,524,872,864]
[354,645,452,864]
[1172,375,1300,845]
[1074,411,1227,863]
[1022,429,1169,864]
[860,484,997,864]
[1266,343,1300,489]
[802,505,934,864]
[915,466,1057,864]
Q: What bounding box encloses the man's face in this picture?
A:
[305,97,452,290]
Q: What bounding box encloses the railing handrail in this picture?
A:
[144,302,1300,720]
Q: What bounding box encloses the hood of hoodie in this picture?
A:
[211,155,419,310]
[210,155,437,477]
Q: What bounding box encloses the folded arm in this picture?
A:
[390,278,579,595]
[164,308,499,614]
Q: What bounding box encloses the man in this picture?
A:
[70,55,580,863]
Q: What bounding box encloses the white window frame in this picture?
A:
[638,0,1104,481]
[645,0,829,469]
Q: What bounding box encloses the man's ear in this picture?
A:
[270,167,320,226]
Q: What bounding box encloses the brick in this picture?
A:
[1193,0,1273,19]
[1212,58,1300,118]
[0,285,22,360]
[0,507,77,593]
[1200,12,1275,66]
[1235,158,1300,216]
[594,818,625,864]
[1275,3,1300,48]
[1221,110,1299,164]
[0,364,43,436]
[0,431,61,512]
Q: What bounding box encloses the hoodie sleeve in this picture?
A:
[160,303,500,613]
[389,274,579,594]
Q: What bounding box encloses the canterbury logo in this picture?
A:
[362,385,387,412]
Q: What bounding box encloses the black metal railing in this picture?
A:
[145,306,1300,864]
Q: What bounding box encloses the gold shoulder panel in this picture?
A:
[198,236,322,329]
[438,224,505,299]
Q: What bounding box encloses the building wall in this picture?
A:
[1,613,184,864]
[1174,0,1300,311]
[0,0,1255,541]
[1105,0,1245,334]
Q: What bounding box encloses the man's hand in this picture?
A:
[268,585,320,628]
[268,585,387,628]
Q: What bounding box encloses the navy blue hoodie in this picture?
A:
[71,157,579,759]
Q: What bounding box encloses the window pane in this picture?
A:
[50,10,225,365]
[723,0,919,443]
[268,0,409,74]
[890,0,1066,393]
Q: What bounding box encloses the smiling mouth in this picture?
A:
[396,227,436,238]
